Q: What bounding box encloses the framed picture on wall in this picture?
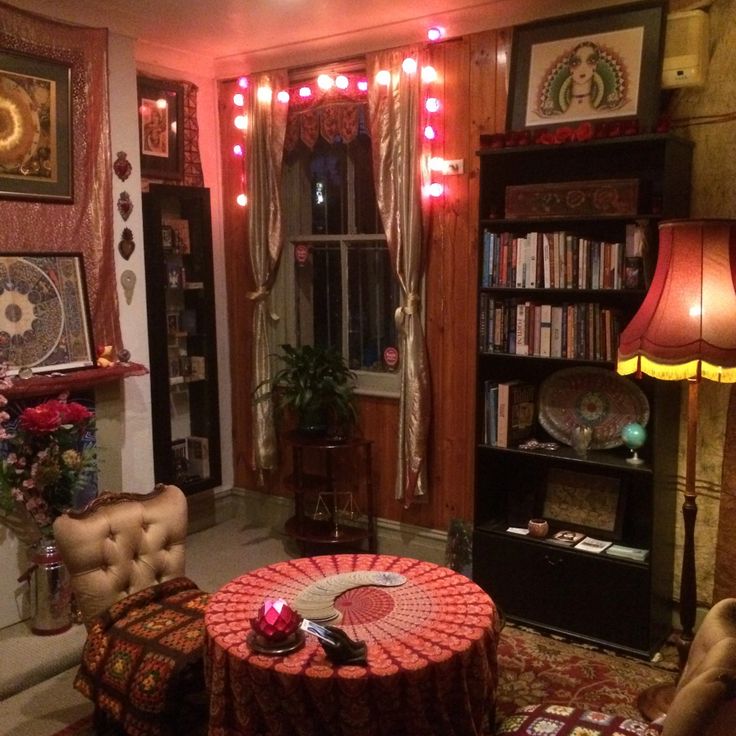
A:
[0,254,94,374]
[137,76,184,180]
[506,2,666,133]
[0,50,72,201]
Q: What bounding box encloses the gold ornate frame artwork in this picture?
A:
[0,50,72,202]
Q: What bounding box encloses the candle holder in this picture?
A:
[248,598,305,655]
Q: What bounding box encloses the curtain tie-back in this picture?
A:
[395,293,422,330]
[246,287,280,321]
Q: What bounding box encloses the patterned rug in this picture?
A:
[51,623,678,735]
[494,623,678,724]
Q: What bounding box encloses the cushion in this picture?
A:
[497,704,662,736]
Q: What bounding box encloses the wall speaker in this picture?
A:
[662,10,709,88]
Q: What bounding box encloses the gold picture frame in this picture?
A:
[0,50,72,202]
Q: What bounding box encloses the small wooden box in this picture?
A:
[505,178,640,219]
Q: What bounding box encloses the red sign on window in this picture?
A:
[383,346,399,369]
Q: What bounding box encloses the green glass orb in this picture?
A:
[621,422,646,450]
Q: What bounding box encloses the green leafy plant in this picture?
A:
[257,344,357,437]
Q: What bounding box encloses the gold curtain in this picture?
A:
[247,71,289,472]
[367,47,431,507]
[0,2,120,350]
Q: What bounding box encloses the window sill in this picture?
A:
[354,370,400,400]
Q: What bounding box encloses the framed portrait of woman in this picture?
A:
[506,2,666,134]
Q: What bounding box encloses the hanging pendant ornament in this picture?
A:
[120,269,137,305]
[117,191,134,221]
[113,151,132,182]
[118,227,136,260]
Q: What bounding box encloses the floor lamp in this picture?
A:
[617,219,736,719]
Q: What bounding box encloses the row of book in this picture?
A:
[483,379,535,448]
[479,295,621,361]
[480,228,643,291]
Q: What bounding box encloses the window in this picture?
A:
[276,113,400,396]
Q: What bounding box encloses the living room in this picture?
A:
[1,0,735,734]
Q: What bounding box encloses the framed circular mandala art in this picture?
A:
[0,254,94,375]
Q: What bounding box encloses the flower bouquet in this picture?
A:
[0,368,96,541]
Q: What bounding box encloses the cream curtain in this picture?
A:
[247,71,289,472]
[367,47,432,506]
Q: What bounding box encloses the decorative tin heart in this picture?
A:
[113,151,132,182]
[117,191,133,221]
[118,228,135,260]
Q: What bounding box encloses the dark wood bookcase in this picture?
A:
[142,184,221,494]
[472,134,693,657]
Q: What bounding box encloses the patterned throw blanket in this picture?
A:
[74,576,209,736]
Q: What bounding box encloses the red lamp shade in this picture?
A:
[618,220,736,383]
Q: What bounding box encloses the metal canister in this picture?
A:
[29,538,72,635]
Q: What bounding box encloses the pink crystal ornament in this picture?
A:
[251,598,302,641]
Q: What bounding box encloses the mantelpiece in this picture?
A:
[2,363,148,400]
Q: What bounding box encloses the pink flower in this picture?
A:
[573,122,593,142]
[19,404,62,434]
[553,126,574,144]
[58,402,93,425]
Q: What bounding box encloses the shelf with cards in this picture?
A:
[472,134,692,658]
[143,184,221,495]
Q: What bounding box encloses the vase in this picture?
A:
[28,537,72,635]
[570,425,593,457]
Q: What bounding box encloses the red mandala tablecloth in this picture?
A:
[205,554,500,736]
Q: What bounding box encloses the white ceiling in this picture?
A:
[7,0,639,76]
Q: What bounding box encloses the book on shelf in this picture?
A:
[187,436,210,478]
[548,530,586,546]
[574,536,613,554]
[497,380,535,448]
[605,544,649,562]
[190,355,206,380]
[483,380,498,445]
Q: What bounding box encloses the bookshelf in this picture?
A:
[142,184,221,494]
[472,134,692,657]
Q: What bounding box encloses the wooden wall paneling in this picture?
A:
[217,30,508,533]
[218,80,258,489]
[423,37,477,531]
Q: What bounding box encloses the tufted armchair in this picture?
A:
[497,598,736,736]
[53,484,209,735]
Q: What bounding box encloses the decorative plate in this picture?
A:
[538,367,649,450]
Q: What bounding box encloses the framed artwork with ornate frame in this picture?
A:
[0,253,94,375]
[0,50,72,202]
[137,76,184,180]
[506,2,666,133]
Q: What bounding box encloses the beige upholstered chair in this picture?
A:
[53,484,209,735]
[497,598,736,736]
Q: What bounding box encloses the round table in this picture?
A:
[205,554,500,736]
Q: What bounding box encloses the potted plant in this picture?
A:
[257,344,358,438]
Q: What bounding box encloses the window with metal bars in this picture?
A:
[278,124,400,394]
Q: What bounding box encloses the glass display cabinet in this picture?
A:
[142,184,221,494]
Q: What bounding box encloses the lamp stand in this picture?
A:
[637,379,699,721]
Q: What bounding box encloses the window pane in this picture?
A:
[294,242,342,352]
[310,140,346,234]
[348,242,398,372]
